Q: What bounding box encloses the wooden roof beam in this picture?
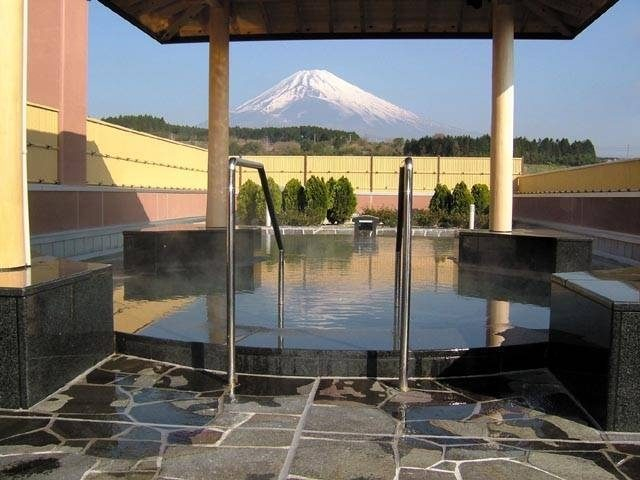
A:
[295,0,304,33]
[424,0,431,32]
[328,0,334,33]
[229,1,241,35]
[392,0,398,32]
[161,3,206,41]
[359,0,366,33]
[535,0,583,18]
[258,0,272,33]
[525,0,573,37]
[131,0,176,16]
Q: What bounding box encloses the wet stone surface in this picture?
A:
[0,355,639,479]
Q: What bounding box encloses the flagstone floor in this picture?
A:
[1,355,639,479]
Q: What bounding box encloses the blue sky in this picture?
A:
[89,0,639,157]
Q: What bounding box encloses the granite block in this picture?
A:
[549,269,640,431]
[123,227,261,274]
[0,258,114,409]
[459,230,592,273]
[610,311,640,431]
[0,297,20,409]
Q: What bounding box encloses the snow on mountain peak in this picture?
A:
[231,69,430,138]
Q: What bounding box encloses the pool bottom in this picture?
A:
[116,331,547,377]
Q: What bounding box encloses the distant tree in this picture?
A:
[326,177,337,211]
[256,177,283,224]
[429,184,452,213]
[304,176,329,224]
[237,180,261,224]
[471,184,490,214]
[282,178,305,212]
[327,176,357,224]
[451,181,474,216]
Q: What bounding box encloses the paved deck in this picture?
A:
[1,355,638,479]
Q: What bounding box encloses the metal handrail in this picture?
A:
[394,157,413,392]
[228,156,285,399]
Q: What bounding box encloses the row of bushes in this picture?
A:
[238,177,490,228]
[237,175,358,226]
[363,182,490,229]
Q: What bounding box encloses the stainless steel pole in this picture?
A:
[399,157,413,392]
[227,157,237,399]
[393,166,405,350]
[278,249,285,349]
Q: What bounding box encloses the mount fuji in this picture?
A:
[230,70,456,139]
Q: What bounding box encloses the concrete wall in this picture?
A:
[514,194,640,236]
[514,161,640,264]
[514,193,640,264]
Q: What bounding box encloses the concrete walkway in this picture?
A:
[1,355,638,479]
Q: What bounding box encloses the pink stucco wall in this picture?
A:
[29,190,207,235]
[28,0,87,185]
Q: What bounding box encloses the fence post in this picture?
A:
[303,155,308,184]
[437,156,441,185]
[369,155,374,193]
[469,204,475,229]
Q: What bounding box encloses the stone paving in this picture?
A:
[1,355,639,479]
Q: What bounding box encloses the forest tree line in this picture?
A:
[404,135,597,166]
[102,114,598,166]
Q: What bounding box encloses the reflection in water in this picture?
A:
[113,235,549,351]
[207,293,226,345]
[486,299,511,347]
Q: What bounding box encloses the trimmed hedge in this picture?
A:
[471,183,490,214]
[256,177,283,222]
[282,178,305,212]
[451,181,474,216]
[429,184,452,213]
[304,176,329,224]
[327,176,357,224]
[237,179,261,225]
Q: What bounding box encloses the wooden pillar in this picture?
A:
[205,0,230,228]
[489,1,514,232]
[0,0,30,270]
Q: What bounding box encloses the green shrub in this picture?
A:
[439,211,468,228]
[429,184,452,213]
[282,178,305,212]
[281,210,313,226]
[413,208,442,227]
[304,176,329,224]
[362,206,397,227]
[475,213,489,229]
[256,177,283,224]
[451,181,474,216]
[326,177,337,210]
[327,176,357,224]
[471,183,490,214]
[237,179,261,224]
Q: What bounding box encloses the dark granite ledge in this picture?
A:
[459,228,592,273]
[0,257,111,297]
[552,268,640,311]
[115,332,547,378]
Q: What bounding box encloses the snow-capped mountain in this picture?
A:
[230,70,453,139]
